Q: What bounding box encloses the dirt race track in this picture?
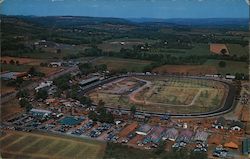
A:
[88,75,235,116]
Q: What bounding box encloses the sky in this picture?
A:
[1,0,249,19]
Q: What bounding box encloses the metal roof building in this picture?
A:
[1,72,27,80]
[194,131,209,142]
[144,126,165,144]
[162,128,179,141]
[30,108,52,117]
[177,129,193,143]
[79,76,99,86]
[136,124,152,136]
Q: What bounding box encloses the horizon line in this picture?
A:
[2,14,249,20]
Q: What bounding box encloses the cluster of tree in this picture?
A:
[130,105,137,115]
[104,142,207,159]
[149,40,193,50]
[2,40,31,52]
[83,46,248,72]
[1,59,20,65]
[16,89,30,98]
[53,36,103,45]
[235,73,249,80]
[88,100,114,123]
[19,98,33,112]
[40,62,49,67]
[6,77,24,88]
[35,89,48,100]
[53,74,71,91]
[66,85,92,106]
[28,67,45,77]
[162,149,208,159]
[218,61,226,68]
[78,62,107,75]
[83,47,208,66]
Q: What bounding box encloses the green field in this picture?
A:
[204,60,248,75]
[149,44,210,57]
[0,131,106,159]
[1,64,31,72]
[93,57,152,72]
[98,38,158,52]
[226,44,248,57]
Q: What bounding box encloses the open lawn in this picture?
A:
[153,59,248,76]
[226,44,248,57]
[132,77,226,113]
[149,44,210,57]
[93,57,152,72]
[204,60,248,75]
[0,131,106,159]
[98,38,158,52]
[1,64,31,72]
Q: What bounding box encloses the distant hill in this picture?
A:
[128,18,249,29]
[1,15,134,28]
[1,15,248,30]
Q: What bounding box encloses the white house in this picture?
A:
[49,62,62,67]
[35,81,53,92]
